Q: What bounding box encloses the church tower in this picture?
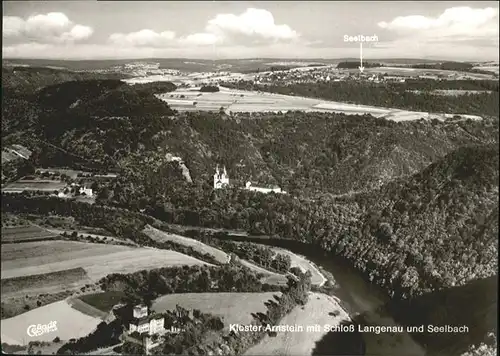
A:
[213,165,229,189]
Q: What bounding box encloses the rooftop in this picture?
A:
[130,314,164,326]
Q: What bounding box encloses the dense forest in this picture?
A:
[337,61,382,69]
[242,65,297,73]
[199,85,220,92]
[221,80,499,117]
[1,66,127,95]
[10,79,177,169]
[389,276,497,356]
[184,232,293,273]
[103,110,498,197]
[409,61,473,71]
[100,264,277,298]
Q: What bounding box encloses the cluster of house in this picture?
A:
[213,165,286,194]
[252,67,339,84]
[247,66,484,85]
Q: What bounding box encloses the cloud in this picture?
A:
[2,12,93,43]
[109,29,176,47]
[108,8,300,48]
[3,16,25,37]
[378,7,499,42]
[205,8,299,44]
[179,33,220,46]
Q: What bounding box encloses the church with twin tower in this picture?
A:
[213,165,229,189]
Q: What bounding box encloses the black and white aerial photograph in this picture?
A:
[1,1,498,355]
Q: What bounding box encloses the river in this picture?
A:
[222,234,427,356]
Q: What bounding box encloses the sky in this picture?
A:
[2,1,499,61]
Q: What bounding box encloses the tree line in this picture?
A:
[221,80,499,117]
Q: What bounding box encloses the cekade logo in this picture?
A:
[27,321,58,337]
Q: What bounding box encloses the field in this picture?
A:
[362,66,497,80]
[35,167,118,180]
[238,259,288,286]
[1,240,210,281]
[67,296,109,319]
[77,291,126,313]
[1,267,91,299]
[271,248,326,286]
[157,87,483,121]
[407,89,494,97]
[1,240,210,320]
[431,89,493,96]
[472,66,499,74]
[143,225,230,263]
[46,227,138,246]
[1,300,102,345]
[2,179,67,193]
[244,292,349,356]
[152,292,281,328]
[1,225,58,243]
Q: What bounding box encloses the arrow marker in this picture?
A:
[359,43,365,73]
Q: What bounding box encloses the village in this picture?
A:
[117,60,497,89]
[1,144,118,201]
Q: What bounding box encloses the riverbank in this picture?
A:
[245,292,351,356]
[218,234,426,356]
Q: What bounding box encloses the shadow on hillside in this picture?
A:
[312,319,365,356]
[387,275,498,356]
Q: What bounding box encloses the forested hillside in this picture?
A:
[6,78,497,194]
[2,144,497,311]
[7,79,177,169]
[93,145,498,300]
[1,66,127,95]
[2,67,124,139]
[103,110,498,197]
[389,275,497,356]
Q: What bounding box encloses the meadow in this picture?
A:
[2,180,66,193]
[152,292,281,328]
[244,292,349,356]
[1,240,210,281]
[157,87,483,121]
[1,300,102,345]
[143,225,230,264]
[77,291,125,314]
[1,225,58,243]
[1,267,90,299]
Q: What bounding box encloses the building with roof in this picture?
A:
[244,181,286,194]
[213,165,229,189]
[128,304,165,336]
[79,186,93,196]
